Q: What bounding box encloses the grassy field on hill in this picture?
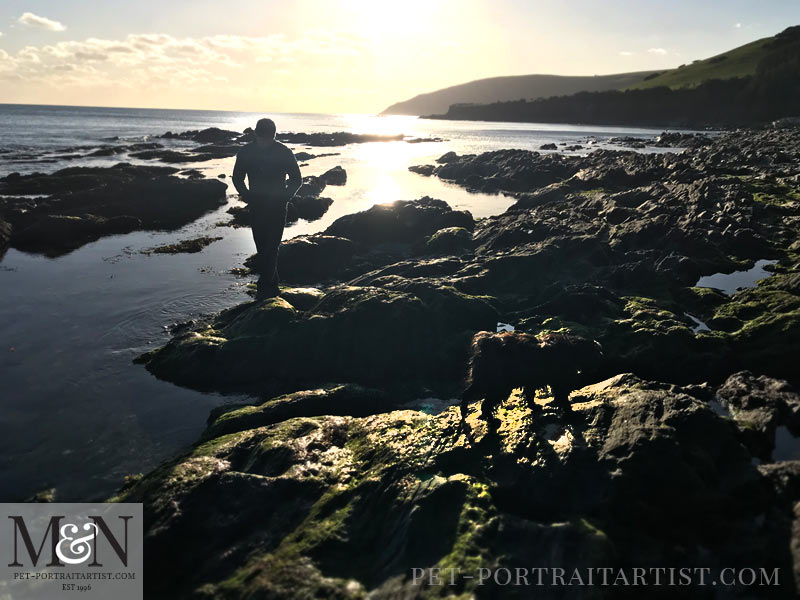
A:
[629,36,773,90]
[429,26,799,128]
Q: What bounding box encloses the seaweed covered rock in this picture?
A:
[432,149,579,193]
[204,384,394,439]
[124,127,800,598]
[655,131,713,148]
[277,287,325,311]
[233,156,799,388]
[709,269,800,381]
[422,226,474,255]
[89,141,163,157]
[143,235,222,254]
[324,197,474,245]
[160,127,241,144]
[0,164,228,255]
[248,198,479,284]
[717,371,800,461]
[277,235,356,283]
[11,214,143,254]
[422,148,678,195]
[421,129,800,199]
[117,374,798,599]
[138,284,497,393]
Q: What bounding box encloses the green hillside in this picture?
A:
[430,26,800,128]
[629,36,774,90]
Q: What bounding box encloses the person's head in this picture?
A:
[254,118,276,146]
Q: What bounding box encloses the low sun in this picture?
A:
[346,0,441,40]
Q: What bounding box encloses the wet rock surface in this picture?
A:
[410,129,797,195]
[0,163,228,256]
[140,129,800,392]
[717,371,800,461]
[118,374,800,598]
[325,197,473,245]
[241,198,476,285]
[138,283,497,392]
[270,235,356,283]
[606,132,714,149]
[143,236,223,255]
[126,128,800,597]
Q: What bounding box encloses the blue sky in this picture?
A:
[0,0,798,111]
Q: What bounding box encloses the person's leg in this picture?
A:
[251,201,285,298]
[250,203,274,299]
[250,204,270,272]
[264,201,287,287]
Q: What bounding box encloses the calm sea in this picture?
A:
[0,104,675,500]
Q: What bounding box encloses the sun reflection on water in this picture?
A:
[341,113,421,137]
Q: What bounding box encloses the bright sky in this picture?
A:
[0,0,798,113]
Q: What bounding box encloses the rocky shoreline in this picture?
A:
[115,127,800,597]
[0,158,349,257]
[0,125,433,257]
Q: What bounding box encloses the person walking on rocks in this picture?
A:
[233,118,302,299]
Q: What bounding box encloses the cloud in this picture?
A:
[18,12,66,32]
[0,31,370,91]
[619,51,635,57]
[647,48,668,56]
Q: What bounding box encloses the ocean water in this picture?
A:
[0,104,680,501]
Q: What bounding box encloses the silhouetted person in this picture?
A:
[233,118,302,299]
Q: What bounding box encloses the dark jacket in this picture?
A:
[232,140,302,201]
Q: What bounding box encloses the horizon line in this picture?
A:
[0,101,390,118]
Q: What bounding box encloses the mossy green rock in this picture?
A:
[118,375,795,598]
[218,297,297,338]
[125,128,800,599]
[424,226,473,255]
[324,198,474,245]
[140,284,497,393]
[204,384,395,440]
[710,271,800,380]
[278,287,326,311]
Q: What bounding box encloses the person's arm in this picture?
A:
[285,150,302,199]
[232,150,250,202]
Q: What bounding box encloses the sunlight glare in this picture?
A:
[346,0,439,39]
[342,113,420,136]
